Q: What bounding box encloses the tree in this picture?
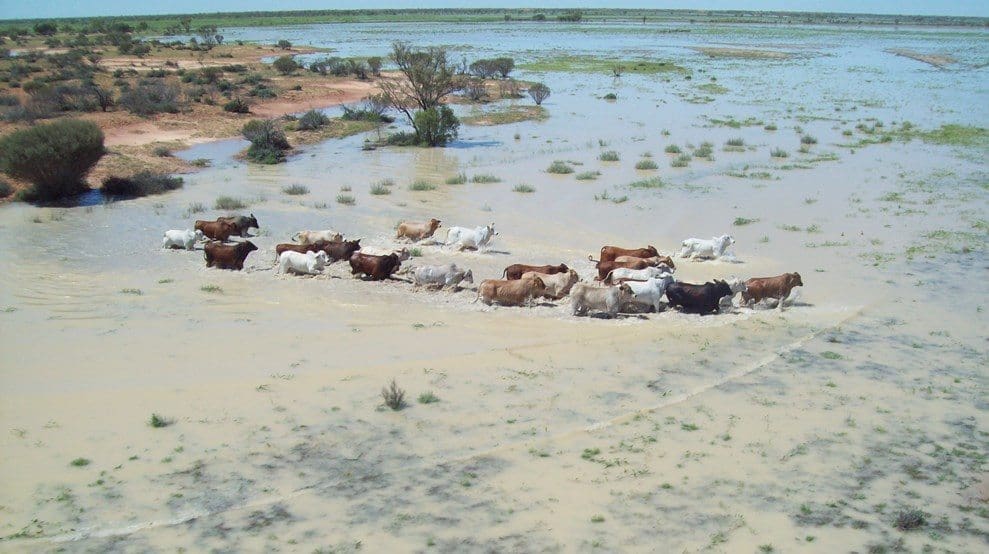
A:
[277,39,292,50]
[197,25,220,49]
[0,119,106,201]
[528,82,550,105]
[90,84,114,112]
[272,55,298,75]
[378,41,463,146]
[33,22,57,36]
[242,119,290,164]
[493,57,515,78]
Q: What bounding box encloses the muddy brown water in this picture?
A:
[1,20,987,552]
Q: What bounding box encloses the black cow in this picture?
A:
[665,280,733,315]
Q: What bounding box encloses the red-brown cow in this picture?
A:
[195,219,238,242]
[502,263,569,281]
[613,254,675,270]
[349,252,401,281]
[597,245,660,264]
[741,273,804,305]
[274,240,334,262]
[594,259,652,281]
[204,240,258,270]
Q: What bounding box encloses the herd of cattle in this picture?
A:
[162,214,805,317]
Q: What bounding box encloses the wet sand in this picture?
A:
[1,20,987,553]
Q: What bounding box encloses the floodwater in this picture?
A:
[1,21,987,552]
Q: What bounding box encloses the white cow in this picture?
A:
[680,234,734,260]
[411,264,474,289]
[293,230,343,245]
[571,283,633,317]
[522,269,580,299]
[718,276,749,310]
[278,250,329,275]
[604,265,673,284]
[623,274,676,313]
[446,223,497,251]
[162,229,204,250]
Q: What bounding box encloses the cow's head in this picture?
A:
[488,223,498,236]
[314,250,329,264]
[194,229,205,241]
[248,213,259,229]
[395,247,411,261]
[790,272,804,287]
[462,269,474,284]
[647,245,659,256]
[429,218,441,229]
[243,241,259,253]
[558,263,569,272]
[619,283,634,299]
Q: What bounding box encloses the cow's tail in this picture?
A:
[603,270,614,285]
[472,287,482,303]
[501,267,508,279]
[587,255,599,263]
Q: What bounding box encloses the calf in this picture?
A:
[204,240,258,270]
[622,274,676,313]
[665,280,736,314]
[446,223,497,250]
[217,214,259,237]
[594,259,652,281]
[349,252,402,281]
[741,272,803,307]
[278,250,329,276]
[293,230,343,245]
[396,218,441,241]
[604,265,674,284]
[411,263,474,289]
[598,245,660,264]
[521,269,579,299]
[162,229,204,250]
[680,234,734,260]
[476,275,547,306]
[571,282,634,317]
[195,219,238,242]
[503,263,569,281]
[614,255,675,270]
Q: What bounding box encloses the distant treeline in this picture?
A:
[1,8,987,33]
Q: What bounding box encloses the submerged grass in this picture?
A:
[521,55,689,75]
[471,174,501,183]
[460,105,548,126]
[547,161,574,174]
[628,177,664,189]
[576,171,602,181]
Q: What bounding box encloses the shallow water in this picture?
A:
[1,19,987,552]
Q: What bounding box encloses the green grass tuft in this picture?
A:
[409,180,436,191]
[547,161,574,174]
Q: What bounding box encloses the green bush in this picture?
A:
[118,81,180,115]
[223,98,250,113]
[547,161,574,174]
[282,184,309,195]
[101,172,183,198]
[413,106,459,147]
[599,150,619,162]
[0,119,105,201]
[242,119,290,164]
[272,55,298,75]
[297,109,329,131]
[635,159,658,170]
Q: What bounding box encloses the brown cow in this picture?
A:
[274,240,335,262]
[276,239,361,263]
[195,219,238,242]
[502,263,569,281]
[521,269,579,299]
[614,255,675,270]
[594,259,652,281]
[349,252,401,280]
[476,275,547,306]
[216,214,259,237]
[204,240,258,270]
[597,245,660,264]
[741,273,803,306]
[396,218,441,241]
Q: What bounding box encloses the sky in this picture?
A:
[0,1,986,21]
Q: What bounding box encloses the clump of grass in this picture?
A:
[190,158,211,167]
[513,184,535,193]
[408,247,422,257]
[336,194,356,205]
[152,145,172,157]
[547,161,574,174]
[576,171,601,180]
[894,509,925,531]
[599,150,620,162]
[670,154,691,167]
[200,284,223,293]
[409,180,436,191]
[629,177,664,189]
[733,217,758,226]
[764,124,777,131]
[120,288,143,295]
[801,134,818,145]
[603,92,617,100]
[780,224,802,232]
[664,144,681,154]
[591,515,605,523]
[445,172,467,185]
[214,196,248,210]
[369,183,391,195]
[681,422,699,431]
[186,201,206,214]
[726,137,745,147]
[149,413,173,428]
[471,174,501,183]
[381,379,406,410]
[282,184,309,195]
[771,148,789,158]
[635,159,658,170]
[70,458,90,467]
[694,142,714,158]
[821,351,843,360]
[378,178,395,187]
[798,144,811,154]
[418,391,440,404]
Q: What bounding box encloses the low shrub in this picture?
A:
[214,196,248,210]
[635,159,658,170]
[575,171,601,180]
[336,194,355,205]
[670,154,691,167]
[297,109,329,131]
[272,55,298,75]
[282,184,309,195]
[513,184,535,193]
[547,161,574,174]
[800,134,818,145]
[152,145,172,157]
[445,172,467,185]
[242,119,290,164]
[471,174,501,183]
[118,81,180,115]
[771,148,789,158]
[409,180,436,191]
[664,144,681,154]
[101,172,183,198]
[603,92,617,100]
[369,183,391,195]
[599,150,620,162]
[381,379,405,410]
[726,137,744,147]
[0,119,105,201]
[223,98,250,113]
[0,179,12,198]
